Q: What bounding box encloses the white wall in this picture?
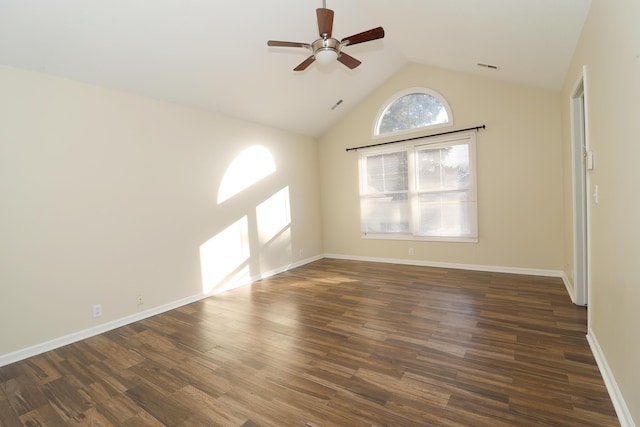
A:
[0,65,323,358]
[319,63,564,273]
[561,0,640,424]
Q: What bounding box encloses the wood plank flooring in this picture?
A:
[0,259,619,426]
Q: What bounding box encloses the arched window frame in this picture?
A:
[373,87,454,139]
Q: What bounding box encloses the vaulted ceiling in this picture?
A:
[0,0,591,138]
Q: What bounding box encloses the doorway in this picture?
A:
[570,66,590,308]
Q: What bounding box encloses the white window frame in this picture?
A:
[359,132,478,243]
[373,87,454,139]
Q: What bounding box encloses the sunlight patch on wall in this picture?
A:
[256,187,291,244]
[199,216,251,295]
[255,186,293,285]
[262,227,292,261]
[217,145,276,204]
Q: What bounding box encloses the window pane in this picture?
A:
[361,193,410,233]
[364,152,408,193]
[378,93,449,135]
[417,144,469,191]
[358,131,476,241]
[416,191,471,235]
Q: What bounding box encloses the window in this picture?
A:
[359,132,477,242]
[374,88,452,137]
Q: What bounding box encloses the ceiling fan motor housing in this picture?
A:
[312,37,341,63]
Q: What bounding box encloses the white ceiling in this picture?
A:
[0,0,591,138]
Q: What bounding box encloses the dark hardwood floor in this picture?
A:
[0,259,619,426]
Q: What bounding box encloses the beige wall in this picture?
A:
[561,0,640,423]
[0,65,323,356]
[319,63,564,272]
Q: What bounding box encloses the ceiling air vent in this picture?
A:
[477,63,500,70]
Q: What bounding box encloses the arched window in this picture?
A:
[374,88,453,137]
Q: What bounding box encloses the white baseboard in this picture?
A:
[0,255,323,368]
[324,253,565,278]
[587,330,635,427]
[249,254,324,283]
[561,272,577,303]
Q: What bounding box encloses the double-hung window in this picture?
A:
[359,132,477,242]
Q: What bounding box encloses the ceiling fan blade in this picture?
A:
[337,52,362,69]
[294,55,316,71]
[316,8,334,37]
[341,27,385,46]
[267,40,311,48]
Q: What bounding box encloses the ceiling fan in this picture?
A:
[267,1,385,71]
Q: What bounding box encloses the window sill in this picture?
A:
[362,233,478,243]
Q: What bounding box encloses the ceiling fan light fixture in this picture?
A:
[312,37,340,64]
[315,48,339,64]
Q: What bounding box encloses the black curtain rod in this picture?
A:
[345,125,486,152]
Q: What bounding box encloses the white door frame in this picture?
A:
[570,66,590,308]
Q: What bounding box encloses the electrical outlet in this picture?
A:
[409,248,415,256]
[93,304,102,318]
[136,294,144,305]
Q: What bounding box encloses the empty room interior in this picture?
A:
[0,0,638,426]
